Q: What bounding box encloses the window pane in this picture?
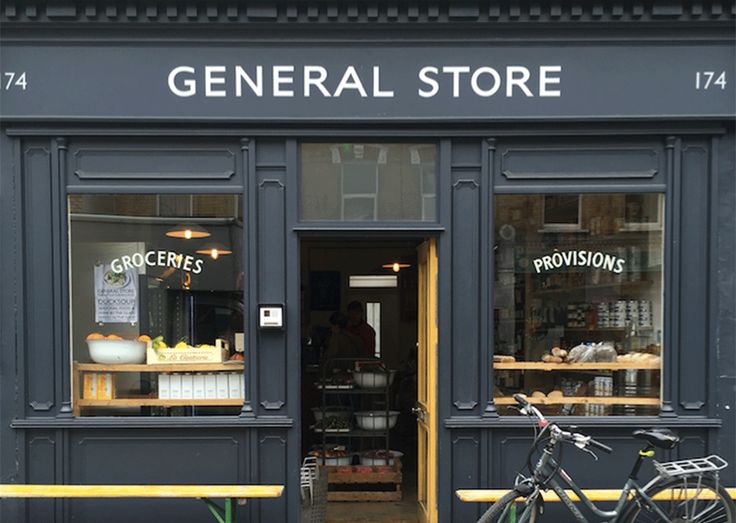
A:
[300,143,437,221]
[493,193,664,416]
[69,194,244,417]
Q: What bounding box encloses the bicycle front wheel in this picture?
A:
[477,490,540,523]
[620,475,735,523]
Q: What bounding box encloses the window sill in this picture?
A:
[11,415,293,429]
[444,415,722,429]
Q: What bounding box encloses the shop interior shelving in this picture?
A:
[72,361,245,416]
[315,359,402,502]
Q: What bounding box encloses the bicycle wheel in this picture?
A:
[620,475,735,523]
[477,490,540,523]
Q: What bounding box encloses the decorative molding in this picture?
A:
[2,1,734,25]
[453,400,478,410]
[260,400,285,410]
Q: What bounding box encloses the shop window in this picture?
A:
[68,194,244,417]
[493,193,664,416]
[300,143,437,221]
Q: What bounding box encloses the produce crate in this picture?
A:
[325,458,402,502]
[146,339,229,364]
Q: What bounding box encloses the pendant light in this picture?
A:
[382,261,411,273]
[166,223,211,239]
[195,242,233,260]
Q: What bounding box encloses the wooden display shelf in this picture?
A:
[325,460,402,502]
[494,396,659,406]
[534,280,653,295]
[74,362,244,372]
[493,362,660,371]
[76,396,243,408]
[327,491,402,502]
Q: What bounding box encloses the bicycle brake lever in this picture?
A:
[580,446,599,461]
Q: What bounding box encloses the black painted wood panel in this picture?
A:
[255,139,288,415]
[495,138,666,191]
[678,142,710,413]
[67,431,242,523]
[22,142,56,415]
[66,138,243,191]
[450,140,482,415]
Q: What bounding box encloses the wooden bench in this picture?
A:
[457,488,736,522]
[457,487,736,503]
[0,484,284,523]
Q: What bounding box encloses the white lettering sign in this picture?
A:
[532,250,626,274]
[167,64,562,99]
[109,250,205,274]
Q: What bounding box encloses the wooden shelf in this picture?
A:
[73,362,244,372]
[494,396,659,406]
[77,396,243,408]
[493,362,660,371]
[535,280,653,295]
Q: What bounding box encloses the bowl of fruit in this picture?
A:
[86,333,148,364]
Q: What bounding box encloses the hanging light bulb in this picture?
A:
[166,223,210,239]
[196,242,233,260]
[382,261,411,272]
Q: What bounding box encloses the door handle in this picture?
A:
[412,406,426,422]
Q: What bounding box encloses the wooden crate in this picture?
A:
[146,339,229,364]
[325,459,402,502]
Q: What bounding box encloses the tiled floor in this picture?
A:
[325,497,419,523]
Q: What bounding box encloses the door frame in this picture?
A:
[296,234,440,521]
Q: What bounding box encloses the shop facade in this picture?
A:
[1,2,734,522]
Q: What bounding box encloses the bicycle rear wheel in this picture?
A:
[620,475,734,523]
[477,490,539,523]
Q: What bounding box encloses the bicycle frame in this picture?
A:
[522,436,673,522]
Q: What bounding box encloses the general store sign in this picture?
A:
[1,44,733,120]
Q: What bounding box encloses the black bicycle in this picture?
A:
[477,394,734,522]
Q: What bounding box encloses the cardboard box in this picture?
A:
[192,373,205,399]
[158,373,170,399]
[204,374,217,399]
[96,373,115,400]
[83,373,97,399]
[146,339,229,364]
[181,374,193,399]
[169,373,182,400]
[228,373,242,399]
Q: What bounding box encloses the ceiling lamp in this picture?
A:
[382,261,411,273]
[166,223,210,240]
[195,242,233,260]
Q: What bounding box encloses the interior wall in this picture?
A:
[300,241,418,370]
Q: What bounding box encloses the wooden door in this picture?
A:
[416,239,438,523]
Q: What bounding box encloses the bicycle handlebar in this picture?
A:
[513,393,612,454]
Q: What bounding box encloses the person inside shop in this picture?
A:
[346,300,376,358]
[322,311,363,369]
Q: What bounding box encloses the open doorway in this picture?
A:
[300,238,435,523]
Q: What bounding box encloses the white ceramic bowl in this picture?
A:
[312,406,352,422]
[354,410,400,431]
[352,370,396,389]
[87,339,146,364]
[359,450,403,466]
[319,455,352,466]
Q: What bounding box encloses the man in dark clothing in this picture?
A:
[346,301,376,358]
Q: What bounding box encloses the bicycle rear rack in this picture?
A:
[654,455,729,478]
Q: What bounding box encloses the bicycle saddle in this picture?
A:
[633,428,680,449]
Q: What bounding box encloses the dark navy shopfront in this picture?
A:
[1,3,735,522]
